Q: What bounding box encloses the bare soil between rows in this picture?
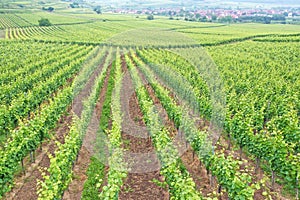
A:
[119,55,169,200]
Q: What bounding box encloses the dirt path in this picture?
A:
[71,52,108,117]
[0,30,5,39]
[4,52,108,200]
[118,55,169,200]
[63,57,114,200]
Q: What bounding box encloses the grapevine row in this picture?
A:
[0,45,98,198]
[145,46,299,193]
[0,46,93,136]
[131,51,255,199]
[126,53,203,200]
[37,46,111,199]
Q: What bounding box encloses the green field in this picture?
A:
[0,3,299,200]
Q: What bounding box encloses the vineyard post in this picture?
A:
[192,151,195,161]
[40,131,43,150]
[30,151,33,163]
[21,159,25,175]
[33,151,36,163]
[218,185,222,195]
[271,170,275,191]
[227,133,231,150]
[296,170,299,200]
[255,157,260,173]
[239,145,243,161]
[210,175,214,187]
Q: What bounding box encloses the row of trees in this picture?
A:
[179,14,288,24]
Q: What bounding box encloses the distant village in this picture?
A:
[64,0,300,24]
[111,7,300,24]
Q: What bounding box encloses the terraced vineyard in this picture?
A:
[0,7,299,200]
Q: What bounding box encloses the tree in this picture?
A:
[48,7,54,12]
[200,16,207,22]
[70,2,79,8]
[212,15,217,21]
[38,18,51,26]
[93,6,101,14]
[147,14,154,20]
[219,16,233,23]
[42,6,54,12]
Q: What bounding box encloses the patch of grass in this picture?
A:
[123,139,130,146]
[151,178,168,190]
[81,156,105,200]
[123,185,134,193]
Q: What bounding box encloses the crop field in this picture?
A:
[0,5,299,200]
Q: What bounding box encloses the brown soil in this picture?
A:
[119,171,169,200]
[121,133,153,153]
[63,55,114,200]
[71,52,108,117]
[118,55,169,200]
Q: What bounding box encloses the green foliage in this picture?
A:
[42,7,54,12]
[70,2,79,8]
[0,43,92,198]
[0,86,73,198]
[93,6,101,14]
[38,18,51,26]
[218,16,233,23]
[0,42,92,135]
[0,14,31,29]
[208,41,300,192]
[147,14,154,20]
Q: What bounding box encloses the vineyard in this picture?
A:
[0,5,299,200]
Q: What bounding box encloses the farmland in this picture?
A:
[0,5,299,200]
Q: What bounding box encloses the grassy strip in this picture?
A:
[81,49,117,200]
[98,48,127,200]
